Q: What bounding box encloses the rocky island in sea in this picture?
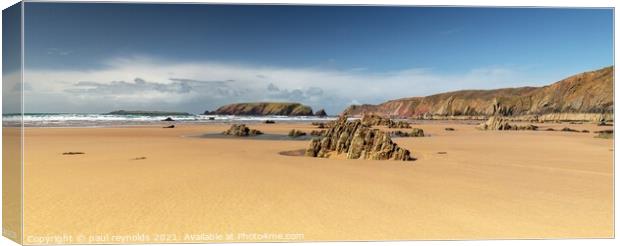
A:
[206,102,315,116]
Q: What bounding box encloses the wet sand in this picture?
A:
[21,122,613,244]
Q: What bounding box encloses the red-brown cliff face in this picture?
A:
[342,66,613,119]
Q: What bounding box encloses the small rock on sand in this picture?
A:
[62,152,84,155]
[288,129,307,137]
[594,129,613,139]
[561,127,579,132]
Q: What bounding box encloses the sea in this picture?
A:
[2,113,338,127]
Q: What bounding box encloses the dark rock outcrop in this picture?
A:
[315,109,328,117]
[163,125,175,128]
[223,124,263,136]
[310,130,326,136]
[389,121,411,129]
[392,128,425,137]
[162,117,175,121]
[62,152,85,155]
[598,119,612,126]
[594,129,613,139]
[478,116,538,131]
[411,128,425,137]
[264,120,276,124]
[288,129,307,137]
[311,122,330,129]
[595,129,613,134]
[360,114,391,126]
[212,102,313,116]
[361,114,411,128]
[561,127,579,132]
[304,117,413,161]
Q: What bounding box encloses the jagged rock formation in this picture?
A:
[411,128,425,137]
[343,66,613,122]
[392,128,425,137]
[361,114,411,128]
[478,116,514,130]
[311,122,331,128]
[315,109,328,117]
[478,116,538,131]
[223,124,263,136]
[212,102,313,116]
[305,117,413,161]
[360,114,391,126]
[310,130,326,136]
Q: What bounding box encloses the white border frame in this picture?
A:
[0,1,616,246]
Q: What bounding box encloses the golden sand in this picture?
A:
[20,122,613,244]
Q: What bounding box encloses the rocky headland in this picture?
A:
[343,66,613,122]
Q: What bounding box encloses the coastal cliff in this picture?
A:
[343,66,613,121]
[211,102,314,116]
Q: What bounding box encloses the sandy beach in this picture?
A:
[21,121,613,244]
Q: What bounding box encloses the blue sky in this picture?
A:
[15,3,614,113]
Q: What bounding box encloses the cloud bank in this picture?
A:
[19,56,553,114]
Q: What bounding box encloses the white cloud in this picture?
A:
[20,56,552,114]
[2,71,22,114]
